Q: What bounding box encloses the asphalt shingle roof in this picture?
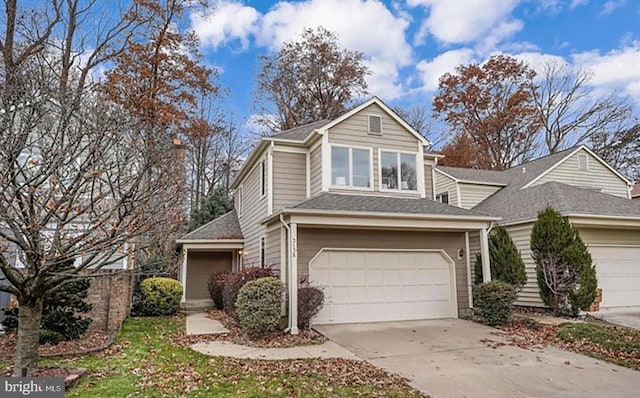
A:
[291,193,493,218]
[271,120,330,141]
[179,210,243,241]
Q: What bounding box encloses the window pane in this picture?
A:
[352,149,370,187]
[332,147,349,186]
[400,154,417,190]
[381,151,398,189]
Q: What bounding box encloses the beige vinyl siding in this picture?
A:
[273,150,306,210]
[297,228,470,311]
[309,145,322,196]
[434,171,459,207]
[237,151,269,267]
[532,150,629,198]
[265,227,281,269]
[186,252,232,299]
[459,183,502,209]
[505,223,544,307]
[327,103,422,198]
[424,164,434,199]
[578,228,640,246]
[468,231,481,283]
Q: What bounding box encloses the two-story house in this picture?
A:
[176,97,499,332]
[434,147,640,310]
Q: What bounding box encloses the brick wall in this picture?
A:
[85,270,132,333]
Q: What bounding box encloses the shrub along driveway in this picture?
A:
[315,319,640,398]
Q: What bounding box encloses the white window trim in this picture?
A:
[436,192,450,204]
[260,158,267,199]
[329,144,374,191]
[378,148,420,193]
[367,113,383,135]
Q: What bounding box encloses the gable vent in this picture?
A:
[578,154,589,170]
[368,115,382,134]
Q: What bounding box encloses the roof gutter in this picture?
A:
[175,239,245,245]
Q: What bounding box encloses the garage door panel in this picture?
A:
[310,249,456,324]
[589,247,640,308]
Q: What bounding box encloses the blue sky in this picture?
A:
[189,0,640,132]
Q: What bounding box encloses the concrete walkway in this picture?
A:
[191,340,360,360]
[592,307,640,330]
[186,312,229,335]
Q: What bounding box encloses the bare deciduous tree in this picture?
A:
[254,27,370,133]
[393,105,433,143]
[534,62,635,154]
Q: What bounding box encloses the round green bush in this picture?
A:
[236,277,283,336]
[139,277,183,316]
[473,281,517,326]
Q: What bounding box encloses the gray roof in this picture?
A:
[271,120,330,141]
[474,182,640,224]
[292,193,493,218]
[179,210,243,241]
[438,166,511,185]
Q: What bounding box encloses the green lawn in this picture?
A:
[556,322,640,370]
[37,317,424,397]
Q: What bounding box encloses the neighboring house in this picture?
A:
[176,97,499,332]
[632,183,640,200]
[434,146,640,309]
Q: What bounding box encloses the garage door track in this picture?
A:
[315,319,640,398]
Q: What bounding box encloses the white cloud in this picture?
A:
[512,51,568,74]
[572,45,640,98]
[192,0,413,100]
[408,0,522,45]
[416,48,476,92]
[569,0,588,8]
[600,0,626,15]
[191,1,260,50]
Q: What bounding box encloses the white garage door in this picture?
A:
[309,249,457,324]
[589,246,640,308]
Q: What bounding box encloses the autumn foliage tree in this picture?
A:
[254,27,370,133]
[433,55,541,169]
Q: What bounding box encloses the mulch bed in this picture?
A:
[0,330,116,360]
[172,310,326,348]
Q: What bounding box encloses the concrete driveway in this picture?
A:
[315,319,640,398]
[593,308,640,330]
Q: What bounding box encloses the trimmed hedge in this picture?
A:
[138,277,183,316]
[473,281,517,326]
[222,267,275,318]
[208,271,231,310]
[298,287,324,330]
[236,277,283,336]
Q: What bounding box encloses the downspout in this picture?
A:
[279,214,293,333]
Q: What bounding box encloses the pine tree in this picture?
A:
[474,226,527,289]
[188,188,233,231]
[530,207,597,316]
[2,260,93,345]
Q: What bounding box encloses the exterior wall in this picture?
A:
[327,103,423,198]
[504,223,544,307]
[468,231,481,283]
[434,171,459,206]
[265,226,281,269]
[86,270,132,332]
[424,163,434,200]
[533,150,629,198]
[297,228,470,311]
[273,150,306,210]
[309,145,322,197]
[459,183,502,210]
[578,228,640,245]
[237,149,269,267]
[186,251,232,299]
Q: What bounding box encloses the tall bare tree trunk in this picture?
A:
[13,299,43,376]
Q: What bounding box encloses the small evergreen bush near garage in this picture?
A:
[298,286,324,330]
[222,267,275,318]
[138,277,183,316]
[473,281,517,326]
[236,277,283,336]
[473,226,526,290]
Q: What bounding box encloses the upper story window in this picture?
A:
[260,159,267,198]
[578,154,589,171]
[436,192,449,204]
[331,146,371,188]
[380,150,417,191]
[368,115,382,135]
